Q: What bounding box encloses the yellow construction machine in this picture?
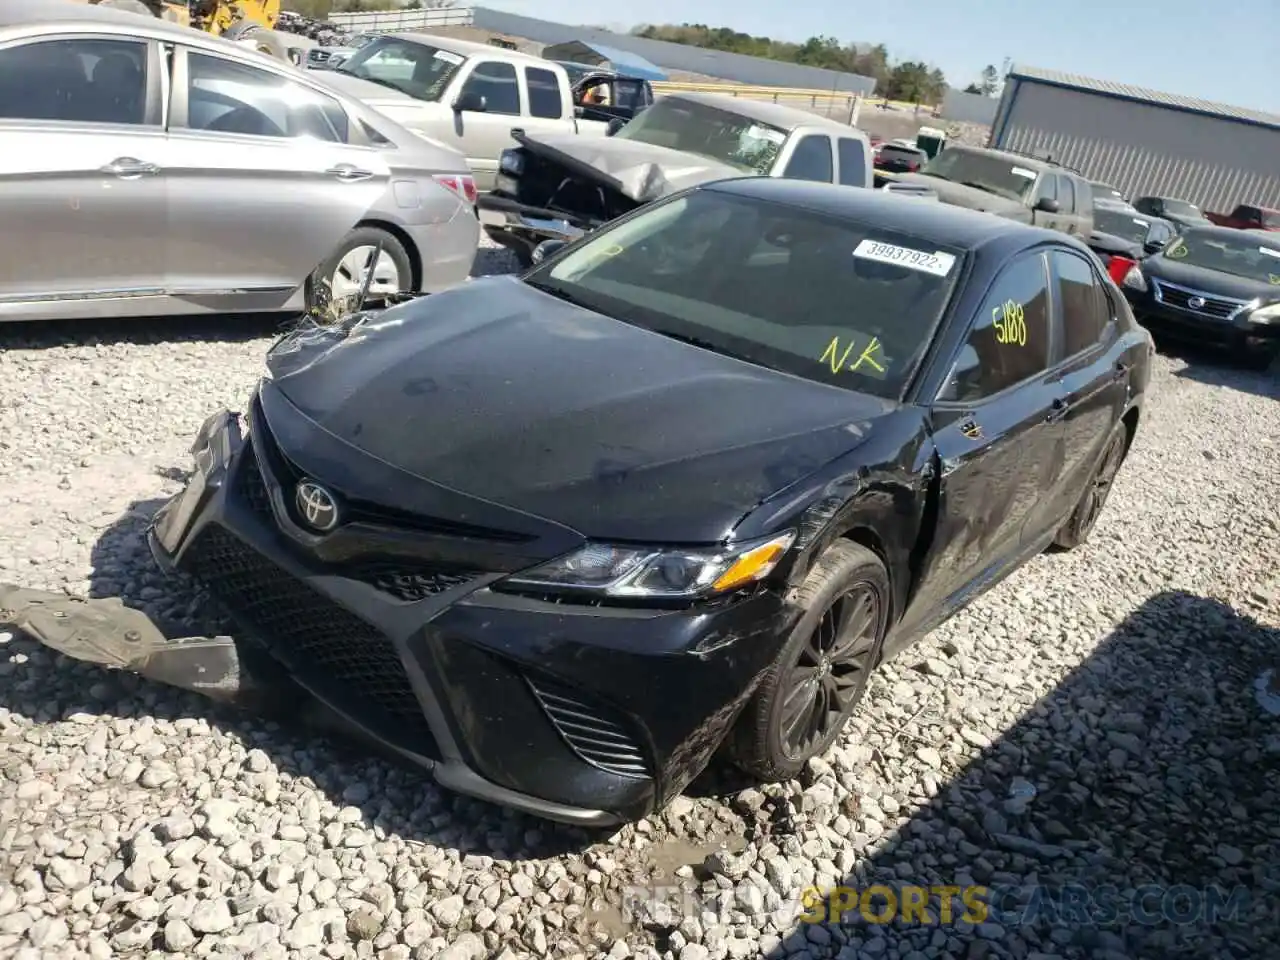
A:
[82,1,297,60]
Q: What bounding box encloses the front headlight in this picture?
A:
[499,148,524,176]
[1250,301,1280,323]
[1122,265,1147,291]
[501,531,796,600]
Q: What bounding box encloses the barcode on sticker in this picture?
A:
[1259,246,1280,260]
[1011,166,1039,180]
[1133,218,1150,226]
[853,239,956,277]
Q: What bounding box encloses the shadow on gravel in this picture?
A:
[0,496,598,862]
[1153,338,1280,401]
[767,591,1280,960]
[0,314,292,351]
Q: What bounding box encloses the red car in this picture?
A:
[874,143,927,174]
[1204,204,1280,232]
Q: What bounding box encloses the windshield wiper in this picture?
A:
[649,328,755,364]
[959,180,1001,196]
[343,72,408,95]
[524,278,589,307]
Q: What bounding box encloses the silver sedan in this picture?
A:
[0,0,480,324]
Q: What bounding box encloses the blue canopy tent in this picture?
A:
[540,40,668,82]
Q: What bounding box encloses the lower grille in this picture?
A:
[1152,281,1244,319]
[184,526,440,760]
[526,675,649,779]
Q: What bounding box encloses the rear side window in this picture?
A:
[783,135,834,183]
[1035,175,1058,205]
[837,137,867,187]
[1074,178,1093,212]
[941,253,1052,401]
[185,53,347,141]
[524,66,562,119]
[460,61,520,116]
[0,37,148,125]
[1052,250,1110,355]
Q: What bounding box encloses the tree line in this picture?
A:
[633,24,951,104]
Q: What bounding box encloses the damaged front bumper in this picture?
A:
[134,393,795,826]
[477,193,594,262]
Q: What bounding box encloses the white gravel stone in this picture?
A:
[1,235,1278,959]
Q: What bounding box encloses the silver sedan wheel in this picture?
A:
[329,245,404,301]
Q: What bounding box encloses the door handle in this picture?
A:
[101,157,160,179]
[325,164,375,183]
[1045,397,1070,423]
[1113,360,1132,381]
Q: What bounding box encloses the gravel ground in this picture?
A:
[2,236,1279,960]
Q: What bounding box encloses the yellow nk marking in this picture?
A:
[821,336,885,374]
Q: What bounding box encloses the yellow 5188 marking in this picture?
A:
[820,336,886,374]
[993,300,1027,346]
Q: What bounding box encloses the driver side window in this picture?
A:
[940,253,1052,402]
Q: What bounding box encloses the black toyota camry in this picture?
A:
[1118,225,1280,363]
[151,179,1152,825]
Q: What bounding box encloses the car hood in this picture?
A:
[266,277,892,542]
[519,133,745,203]
[892,174,1025,214]
[1142,255,1280,301]
[312,70,418,106]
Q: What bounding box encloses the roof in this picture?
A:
[1008,64,1280,132]
[669,91,865,137]
[541,40,667,82]
[706,177,1066,252]
[405,32,547,64]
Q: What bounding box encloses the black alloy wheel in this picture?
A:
[1054,424,1128,550]
[779,585,880,760]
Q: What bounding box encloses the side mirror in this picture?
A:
[606,118,626,137]
[1034,197,1060,214]
[531,239,568,265]
[452,90,486,113]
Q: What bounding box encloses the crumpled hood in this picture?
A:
[521,133,744,203]
[266,278,891,542]
[893,174,1026,216]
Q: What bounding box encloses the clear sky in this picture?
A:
[477,0,1280,115]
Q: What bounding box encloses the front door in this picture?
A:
[447,59,526,191]
[893,251,1064,651]
[162,46,389,301]
[0,34,167,314]
[1030,173,1064,232]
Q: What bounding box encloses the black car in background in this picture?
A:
[1133,195,1213,233]
[151,180,1150,825]
[1119,226,1280,363]
[1088,204,1178,267]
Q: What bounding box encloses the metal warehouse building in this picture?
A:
[989,65,1280,212]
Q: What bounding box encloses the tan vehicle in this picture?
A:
[72,0,297,60]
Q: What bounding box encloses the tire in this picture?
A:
[96,0,156,15]
[1053,422,1129,551]
[728,540,889,782]
[222,22,289,61]
[309,226,413,319]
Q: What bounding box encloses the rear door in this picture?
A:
[895,251,1064,649]
[162,45,389,300]
[1044,248,1130,526]
[836,136,870,189]
[0,33,167,313]
[1057,174,1082,237]
[521,64,574,136]
[777,134,836,183]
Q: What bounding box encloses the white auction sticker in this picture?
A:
[434,50,463,64]
[1132,218,1150,226]
[1259,246,1280,260]
[853,239,957,277]
[1011,166,1039,179]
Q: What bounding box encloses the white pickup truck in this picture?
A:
[314,33,611,191]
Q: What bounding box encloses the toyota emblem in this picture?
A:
[295,480,340,532]
[1187,296,1206,309]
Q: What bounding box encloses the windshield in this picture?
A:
[917,148,1039,202]
[1094,208,1153,244]
[612,98,788,174]
[1162,198,1204,219]
[1163,230,1280,285]
[337,37,465,100]
[527,189,963,399]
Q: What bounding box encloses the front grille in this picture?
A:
[1152,280,1246,320]
[184,526,440,760]
[526,675,649,778]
